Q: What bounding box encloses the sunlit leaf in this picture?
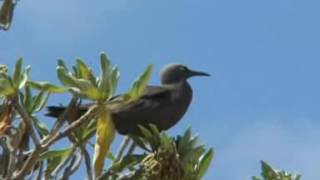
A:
[40,147,73,160]
[81,123,97,143]
[255,161,301,180]
[31,91,50,112]
[76,59,96,85]
[24,85,32,112]
[27,81,66,93]
[57,65,101,100]
[41,147,73,178]
[98,52,111,99]
[196,148,214,180]
[32,116,49,137]
[0,65,8,74]
[127,64,153,100]
[13,57,22,83]
[93,107,116,178]
[18,65,30,89]
[110,65,120,96]
[0,78,15,96]
[261,161,279,179]
[57,66,80,88]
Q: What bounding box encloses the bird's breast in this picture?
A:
[159,82,193,130]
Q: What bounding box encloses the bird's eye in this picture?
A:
[179,66,187,71]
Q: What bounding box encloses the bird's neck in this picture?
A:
[167,80,193,101]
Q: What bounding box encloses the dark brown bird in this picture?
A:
[46,64,210,135]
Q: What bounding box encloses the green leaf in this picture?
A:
[27,81,66,93]
[13,57,22,84]
[57,59,68,71]
[149,124,160,135]
[40,147,73,160]
[107,151,116,161]
[0,65,8,74]
[31,91,50,112]
[196,148,214,180]
[57,66,101,100]
[261,160,279,179]
[0,78,15,96]
[138,125,155,147]
[76,59,96,85]
[72,81,101,100]
[98,52,111,99]
[12,58,30,89]
[128,64,153,100]
[32,116,49,137]
[81,124,97,143]
[93,107,116,178]
[18,65,30,89]
[41,147,73,178]
[109,154,145,172]
[129,135,151,152]
[159,133,171,151]
[57,66,80,88]
[252,177,261,180]
[24,85,32,112]
[110,65,120,96]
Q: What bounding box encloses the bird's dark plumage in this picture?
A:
[46,64,209,135]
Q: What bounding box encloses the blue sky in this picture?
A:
[1,0,320,179]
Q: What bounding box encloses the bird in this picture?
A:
[46,64,210,136]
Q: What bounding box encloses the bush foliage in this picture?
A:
[0,54,213,179]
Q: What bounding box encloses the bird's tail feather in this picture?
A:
[46,106,66,118]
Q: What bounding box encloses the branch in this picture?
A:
[43,105,98,148]
[60,154,77,180]
[52,144,77,177]
[35,161,44,180]
[81,145,93,180]
[13,100,40,146]
[49,97,79,135]
[13,105,99,180]
[115,136,130,162]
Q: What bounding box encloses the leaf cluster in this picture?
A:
[252,161,301,180]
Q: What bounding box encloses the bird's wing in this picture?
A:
[109,85,173,134]
[140,85,171,99]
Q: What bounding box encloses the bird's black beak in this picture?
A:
[189,69,211,77]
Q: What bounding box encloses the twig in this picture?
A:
[35,161,43,180]
[115,136,130,162]
[68,153,82,176]
[127,141,136,155]
[13,100,40,146]
[59,152,82,180]
[43,105,98,148]
[49,97,79,136]
[60,154,77,180]
[13,105,99,180]
[80,146,93,180]
[5,148,17,179]
[52,144,77,177]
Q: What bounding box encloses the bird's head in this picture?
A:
[160,64,210,84]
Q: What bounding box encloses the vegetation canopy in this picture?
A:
[0,54,215,180]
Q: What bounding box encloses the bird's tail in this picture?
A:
[46,106,66,118]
